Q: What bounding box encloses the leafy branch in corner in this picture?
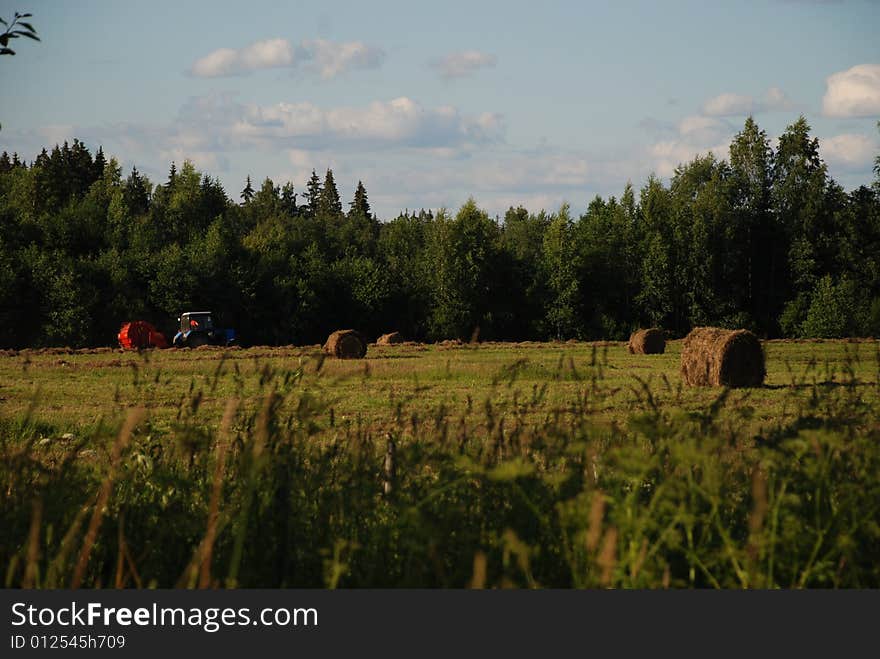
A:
[1,11,40,56]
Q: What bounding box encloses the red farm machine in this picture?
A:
[118,312,235,350]
[117,321,169,350]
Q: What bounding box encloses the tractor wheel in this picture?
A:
[185,333,208,348]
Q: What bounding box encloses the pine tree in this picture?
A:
[349,180,371,218]
[305,169,322,218]
[240,175,255,204]
[60,139,96,198]
[124,166,150,216]
[318,168,342,217]
[281,182,298,216]
[0,151,10,173]
[167,162,177,189]
[93,146,106,181]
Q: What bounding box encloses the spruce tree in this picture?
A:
[281,182,298,216]
[305,169,322,218]
[240,175,255,204]
[124,166,150,216]
[349,180,371,218]
[93,146,106,181]
[318,168,342,217]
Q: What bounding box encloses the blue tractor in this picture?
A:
[172,311,236,348]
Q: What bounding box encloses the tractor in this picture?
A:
[172,311,236,348]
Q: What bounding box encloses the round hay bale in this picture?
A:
[628,328,666,354]
[680,327,765,387]
[323,329,368,359]
[377,332,404,345]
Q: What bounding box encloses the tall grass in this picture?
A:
[1,347,878,588]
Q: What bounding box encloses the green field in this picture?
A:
[3,339,878,433]
[2,340,879,588]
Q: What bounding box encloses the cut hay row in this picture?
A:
[376,332,404,345]
[628,328,666,354]
[681,327,765,388]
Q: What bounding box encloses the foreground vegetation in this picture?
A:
[2,340,879,588]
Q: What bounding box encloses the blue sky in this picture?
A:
[2,0,879,217]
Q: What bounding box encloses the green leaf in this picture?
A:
[17,22,35,32]
[0,34,8,46]
[19,32,40,41]
[0,48,15,55]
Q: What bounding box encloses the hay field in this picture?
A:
[1,339,877,436]
[2,339,879,588]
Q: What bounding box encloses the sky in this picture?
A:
[2,0,879,218]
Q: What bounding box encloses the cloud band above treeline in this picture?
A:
[190,38,385,79]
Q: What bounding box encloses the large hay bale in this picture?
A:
[628,328,666,354]
[377,332,404,345]
[680,327,765,387]
[323,329,367,359]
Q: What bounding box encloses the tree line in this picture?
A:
[1,116,879,348]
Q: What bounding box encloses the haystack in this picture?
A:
[680,327,765,387]
[323,329,368,359]
[377,332,404,345]
[628,328,666,354]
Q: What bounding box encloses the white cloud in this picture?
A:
[702,87,795,116]
[303,39,385,79]
[191,38,294,77]
[233,96,504,149]
[678,115,731,142]
[764,87,795,111]
[703,93,755,117]
[820,133,878,171]
[822,64,880,117]
[14,94,505,180]
[190,38,384,79]
[429,50,497,79]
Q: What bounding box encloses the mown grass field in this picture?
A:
[2,339,878,435]
[2,339,879,589]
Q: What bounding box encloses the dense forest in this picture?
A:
[1,116,879,348]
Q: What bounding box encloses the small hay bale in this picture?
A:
[680,327,765,388]
[628,328,666,354]
[323,329,368,359]
[377,332,404,345]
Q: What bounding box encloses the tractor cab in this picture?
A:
[173,311,235,348]
[179,311,214,333]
